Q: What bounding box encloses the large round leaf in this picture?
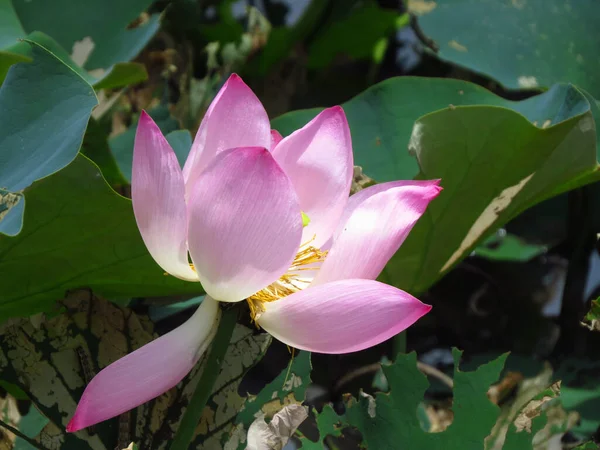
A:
[0,155,204,319]
[273,78,596,181]
[11,0,159,70]
[394,103,597,293]
[0,1,154,87]
[0,40,97,236]
[411,0,600,97]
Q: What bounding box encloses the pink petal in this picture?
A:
[272,106,353,248]
[66,297,220,432]
[312,180,442,285]
[270,129,283,150]
[257,279,431,354]
[187,147,303,302]
[183,74,271,195]
[132,111,197,281]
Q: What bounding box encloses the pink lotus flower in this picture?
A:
[67,74,441,432]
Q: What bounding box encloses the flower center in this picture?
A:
[247,237,327,323]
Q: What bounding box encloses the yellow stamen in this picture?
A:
[247,236,327,324]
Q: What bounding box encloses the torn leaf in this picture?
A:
[231,351,312,450]
[0,290,275,450]
[514,381,561,433]
[306,349,508,448]
[0,289,159,449]
[246,404,308,450]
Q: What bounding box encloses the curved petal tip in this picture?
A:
[313,178,443,285]
[66,298,220,432]
[182,73,271,190]
[66,403,89,433]
[132,110,198,281]
[226,72,243,85]
[258,279,431,354]
[139,109,152,123]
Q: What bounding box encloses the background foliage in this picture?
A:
[1,0,600,449]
